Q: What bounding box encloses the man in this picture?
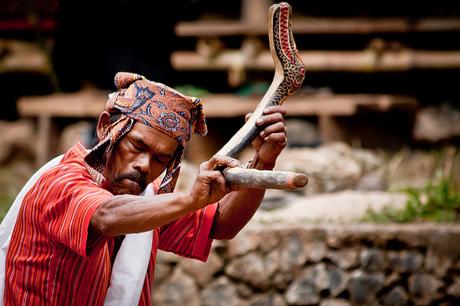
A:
[2,72,288,305]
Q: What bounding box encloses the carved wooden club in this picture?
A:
[216,2,308,190]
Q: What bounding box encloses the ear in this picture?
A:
[96,111,111,140]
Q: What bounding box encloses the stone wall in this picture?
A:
[153,224,460,306]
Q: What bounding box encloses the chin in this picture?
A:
[110,184,143,196]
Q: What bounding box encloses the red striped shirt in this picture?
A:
[5,143,216,306]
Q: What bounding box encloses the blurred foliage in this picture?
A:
[236,82,270,96]
[0,195,13,221]
[0,160,35,222]
[174,85,209,98]
[364,176,460,223]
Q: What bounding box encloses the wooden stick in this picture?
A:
[172,50,460,72]
[223,168,308,190]
[175,18,460,37]
[216,2,308,190]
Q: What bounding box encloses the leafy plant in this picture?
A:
[0,194,14,222]
[363,177,460,223]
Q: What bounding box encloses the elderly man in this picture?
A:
[2,72,287,305]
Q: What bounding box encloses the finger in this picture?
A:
[256,112,285,127]
[259,122,286,138]
[199,169,225,183]
[202,155,241,171]
[245,113,253,122]
[265,132,288,146]
[262,105,287,116]
[208,170,227,185]
[208,171,230,194]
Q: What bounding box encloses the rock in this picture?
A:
[360,248,386,271]
[380,286,408,306]
[306,242,327,263]
[248,293,287,306]
[384,272,400,287]
[319,299,351,306]
[236,283,253,298]
[253,191,407,224]
[285,268,319,305]
[387,251,423,273]
[327,266,348,297]
[387,150,437,190]
[278,233,309,273]
[313,263,329,292]
[272,272,293,290]
[425,248,452,277]
[0,120,34,163]
[454,259,460,270]
[347,270,384,304]
[154,262,172,284]
[352,148,383,174]
[180,252,224,286]
[275,143,384,195]
[260,190,297,211]
[285,263,348,304]
[225,251,279,289]
[408,273,443,305]
[356,168,387,191]
[258,232,281,253]
[227,231,260,257]
[201,276,245,306]
[285,119,320,147]
[447,278,460,297]
[156,250,180,264]
[328,249,359,270]
[153,268,200,306]
[413,103,460,142]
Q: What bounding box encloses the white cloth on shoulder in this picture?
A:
[0,155,153,306]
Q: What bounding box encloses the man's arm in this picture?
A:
[211,106,287,239]
[91,155,239,236]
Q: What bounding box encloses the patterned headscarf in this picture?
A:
[85,72,207,194]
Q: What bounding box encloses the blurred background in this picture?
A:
[1,0,460,304]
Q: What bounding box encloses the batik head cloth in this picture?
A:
[85,72,207,194]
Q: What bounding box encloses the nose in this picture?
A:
[133,152,150,177]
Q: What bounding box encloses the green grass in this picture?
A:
[0,194,14,222]
[363,177,460,223]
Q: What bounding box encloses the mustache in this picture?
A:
[114,171,147,191]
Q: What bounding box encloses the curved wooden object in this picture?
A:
[217,2,306,157]
[217,2,307,190]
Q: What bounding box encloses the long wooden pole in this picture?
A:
[217,2,308,190]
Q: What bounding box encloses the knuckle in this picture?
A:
[275,122,284,128]
[210,155,219,164]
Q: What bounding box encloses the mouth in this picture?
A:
[120,178,143,194]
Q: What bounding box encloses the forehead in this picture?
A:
[127,123,179,153]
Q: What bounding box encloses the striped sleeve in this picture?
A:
[39,167,113,258]
[158,203,217,262]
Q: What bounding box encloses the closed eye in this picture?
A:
[154,155,171,165]
[128,140,145,152]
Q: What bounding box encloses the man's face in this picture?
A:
[102,122,179,195]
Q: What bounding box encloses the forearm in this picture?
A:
[91,193,195,236]
[211,188,265,239]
